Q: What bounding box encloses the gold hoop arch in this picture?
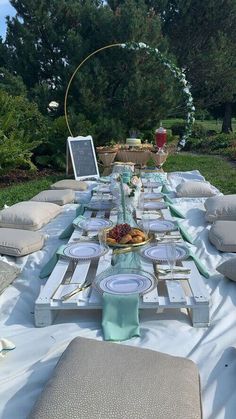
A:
[64,43,123,137]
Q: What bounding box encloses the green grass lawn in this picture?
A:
[163,118,236,132]
[0,175,63,209]
[0,154,235,209]
[164,154,236,194]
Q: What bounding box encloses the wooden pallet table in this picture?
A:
[35,193,210,328]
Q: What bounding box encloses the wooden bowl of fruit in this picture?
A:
[105,223,152,248]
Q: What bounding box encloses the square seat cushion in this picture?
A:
[31,189,75,206]
[0,260,20,294]
[0,201,61,231]
[209,221,236,252]
[205,195,236,222]
[50,179,88,191]
[217,257,236,282]
[176,181,217,197]
[29,337,202,419]
[0,228,44,256]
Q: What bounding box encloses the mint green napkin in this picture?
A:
[162,184,171,194]
[176,221,195,244]
[59,205,85,239]
[102,293,140,341]
[164,194,174,204]
[168,203,185,219]
[189,250,210,278]
[39,245,67,279]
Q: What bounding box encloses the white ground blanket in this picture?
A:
[1,171,236,419]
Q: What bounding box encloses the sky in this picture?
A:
[0,0,16,39]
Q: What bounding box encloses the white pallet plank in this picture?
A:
[165,280,187,304]
[182,260,209,302]
[36,260,69,301]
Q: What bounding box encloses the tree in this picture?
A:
[158,0,236,133]
[0,67,27,96]
[4,0,183,144]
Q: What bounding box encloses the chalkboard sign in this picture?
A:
[67,135,99,180]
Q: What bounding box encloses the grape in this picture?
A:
[108,223,131,240]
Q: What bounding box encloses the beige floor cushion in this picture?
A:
[0,202,61,231]
[217,258,236,281]
[31,189,75,206]
[0,260,20,294]
[0,228,44,256]
[176,181,217,197]
[29,337,202,419]
[205,195,236,222]
[51,179,88,191]
[209,221,236,252]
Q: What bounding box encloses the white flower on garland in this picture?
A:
[120,42,195,149]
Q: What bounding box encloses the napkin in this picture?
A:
[39,245,67,279]
[161,184,171,194]
[168,203,185,219]
[102,293,140,341]
[189,251,210,278]
[176,221,195,244]
[163,194,174,204]
[59,205,85,239]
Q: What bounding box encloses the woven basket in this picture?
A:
[98,151,117,166]
[151,152,168,167]
[116,150,150,166]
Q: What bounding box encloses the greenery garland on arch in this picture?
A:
[64,42,195,148]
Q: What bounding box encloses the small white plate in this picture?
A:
[143,202,167,210]
[143,192,163,200]
[74,218,113,231]
[62,242,108,261]
[141,244,189,262]
[95,272,155,295]
[138,220,177,233]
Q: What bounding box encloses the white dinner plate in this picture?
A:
[143,202,167,210]
[142,180,162,188]
[138,220,177,233]
[143,192,163,200]
[86,200,115,211]
[62,242,108,261]
[140,244,189,262]
[95,272,154,295]
[74,218,113,231]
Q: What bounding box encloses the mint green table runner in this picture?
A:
[40,245,67,279]
[59,205,85,239]
[102,292,140,341]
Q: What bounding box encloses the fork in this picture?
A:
[61,282,91,301]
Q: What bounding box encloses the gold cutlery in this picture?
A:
[61,283,91,301]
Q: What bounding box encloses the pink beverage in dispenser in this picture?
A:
[155,125,167,149]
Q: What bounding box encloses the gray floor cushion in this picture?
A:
[209,221,236,252]
[0,228,45,256]
[31,189,75,205]
[0,260,20,294]
[176,181,217,197]
[205,195,236,222]
[217,257,236,281]
[29,337,202,419]
[51,179,88,191]
[0,201,61,230]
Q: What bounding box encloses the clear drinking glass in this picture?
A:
[166,242,176,280]
[141,215,151,238]
[138,195,145,212]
